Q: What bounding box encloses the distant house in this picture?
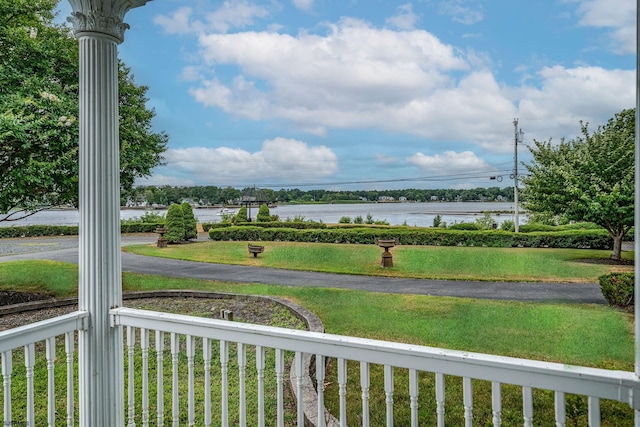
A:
[430,195,439,201]
[398,196,408,202]
[378,196,395,202]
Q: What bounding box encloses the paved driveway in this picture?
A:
[0,234,607,304]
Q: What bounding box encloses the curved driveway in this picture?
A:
[0,234,607,304]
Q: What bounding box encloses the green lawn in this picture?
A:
[124,240,633,282]
[0,258,635,426]
[0,260,633,369]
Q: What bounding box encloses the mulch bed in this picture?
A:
[0,290,54,306]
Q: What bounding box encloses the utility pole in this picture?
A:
[512,118,523,232]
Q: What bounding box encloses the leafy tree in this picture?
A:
[521,108,634,260]
[0,0,167,221]
[234,206,249,224]
[256,204,271,222]
[165,203,184,244]
[181,202,198,240]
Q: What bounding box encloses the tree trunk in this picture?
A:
[611,235,623,260]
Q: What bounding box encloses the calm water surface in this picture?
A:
[1,202,521,228]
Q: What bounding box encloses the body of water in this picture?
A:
[1,202,522,228]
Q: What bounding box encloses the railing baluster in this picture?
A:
[141,328,149,427]
[338,358,347,427]
[2,350,12,426]
[275,348,285,427]
[238,342,247,427]
[220,340,229,427]
[187,335,195,426]
[127,326,136,427]
[491,381,502,427]
[409,369,418,427]
[360,361,370,427]
[463,377,473,427]
[316,355,326,427]
[156,330,165,427]
[171,333,180,427]
[256,346,265,427]
[384,365,394,427]
[295,351,304,427]
[554,391,566,427]
[46,337,56,427]
[203,337,212,427]
[24,343,35,427]
[436,373,445,427]
[64,332,74,427]
[588,396,601,427]
[523,386,533,427]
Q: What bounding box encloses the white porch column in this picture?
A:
[67,1,151,426]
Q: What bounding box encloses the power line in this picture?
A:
[252,164,514,188]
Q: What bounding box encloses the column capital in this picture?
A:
[67,0,152,43]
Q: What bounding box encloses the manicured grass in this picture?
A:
[124,241,633,282]
[0,260,633,369]
[0,260,635,425]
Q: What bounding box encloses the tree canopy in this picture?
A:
[520,108,634,260]
[0,0,167,220]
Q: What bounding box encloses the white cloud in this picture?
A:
[438,1,485,25]
[386,4,420,30]
[158,8,633,159]
[162,138,338,185]
[153,7,198,35]
[570,0,635,54]
[406,151,494,176]
[292,0,314,12]
[154,1,270,35]
[513,65,634,139]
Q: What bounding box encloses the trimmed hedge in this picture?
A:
[208,226,613,249]
[202,221,327,232]
[0,223,164,238]
[599,273,634,308]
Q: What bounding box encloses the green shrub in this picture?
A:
[257,204,271,222]
[432,215,443,228]
[599,273,634,308]
[449,222,480,230]
[338,216,352,224]
[234,206,249,224]
[181,202,198,240]
[166,204,185,244]
[500,220,515,231]
[519,223,558,233]
[475,212,496,230]
[0,223,166,238]
[209,226,612,249]
[365,213,374,224]
[121,211,166,225]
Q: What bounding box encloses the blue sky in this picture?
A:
[57,0,635,190]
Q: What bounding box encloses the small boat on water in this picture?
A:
[216,208,236,216]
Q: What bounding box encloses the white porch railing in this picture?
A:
[111,307,640,427]
[0,310,88,427]
[1,307,639,426]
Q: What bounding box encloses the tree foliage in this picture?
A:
[0,0,167,220]
[256,204,271,222]
[520,108,634,259]
[181,202,198,240]
[165,203,184,244]
[234,206,249,224]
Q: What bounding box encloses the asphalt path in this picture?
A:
[0,234,607,304]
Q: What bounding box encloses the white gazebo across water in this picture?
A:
[1,0,640,425]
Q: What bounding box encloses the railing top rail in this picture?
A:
[0,310,88,353]
[111,307,640,408]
